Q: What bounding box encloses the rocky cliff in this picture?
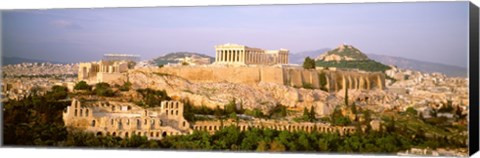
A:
[110,66,388,117]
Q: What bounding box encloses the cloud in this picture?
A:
[50,20,83,29]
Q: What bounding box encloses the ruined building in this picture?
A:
[193,120,358,136]
[63,98,360,139]
[78,60,130,84]
[214,43,289,65]
[63,99,192,139]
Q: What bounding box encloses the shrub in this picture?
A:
[94,82,115,97]
[74,81,91,91]
[119,81,132,91]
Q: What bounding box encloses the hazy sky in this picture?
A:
[1,2,469,67]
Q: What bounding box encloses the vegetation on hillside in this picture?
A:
[135,88,171,108]
[94,82,115,97]
[115,81,132,91]
[320,45,369,60]
[183,99,291,122]
[74,81,92,91]
[315,45,391,72]
[3,86,70,146]
[293,106,317,122]
[2,85,467,153]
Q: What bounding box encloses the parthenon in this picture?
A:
[214,43,289,65]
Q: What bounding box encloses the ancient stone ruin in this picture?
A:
[63,99,191,139]
[63,98,359,139]
[193,120,358,136]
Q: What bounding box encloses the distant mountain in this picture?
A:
[315,44,391,72]
[367,54,467,77]
[2,56,66,65]
[151,52,214,66]
[289,48,330,64]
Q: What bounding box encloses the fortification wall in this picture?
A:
[147,66,385,92]
[156,66,263,84]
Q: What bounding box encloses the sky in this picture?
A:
[1,1,469,68]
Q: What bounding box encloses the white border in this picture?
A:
[0,0,478,158]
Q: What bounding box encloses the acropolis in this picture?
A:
[214,43,289,65]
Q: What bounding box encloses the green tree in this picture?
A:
[245,108,265,118]
[225,99,237,114]
[229,112,238,120]
[309,106,316,121]
[74,81,91,91]
[303,107,309,118]
[269,103,287,119]
[118,81,132,91]
[94,82,115,97]
[318,72,328,91]
[351,102,357,121]
[406,107,417,116]
[46,85,69,100]
[240,129,260,150]
[136,88,171,107]
[303,57,316,69]
[214,105,223,118]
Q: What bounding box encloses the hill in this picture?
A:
[315,44,390,72]
[151,52,214,66]
[289,48,330,64]
[367,54,467,77]
[316,44,369,61]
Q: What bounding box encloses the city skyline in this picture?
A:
[2,1,469,68]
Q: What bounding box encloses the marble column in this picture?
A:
[229,50,232,62]
[225,50,228,62]
[222,50,225,62]
[241,50,245,63]
[223,50,226,62]
[233,50,236,62]
[234,50,237,62]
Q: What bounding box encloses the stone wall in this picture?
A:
[148,66,386,92]
[192,120,357,136]
[324,70,386,92]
